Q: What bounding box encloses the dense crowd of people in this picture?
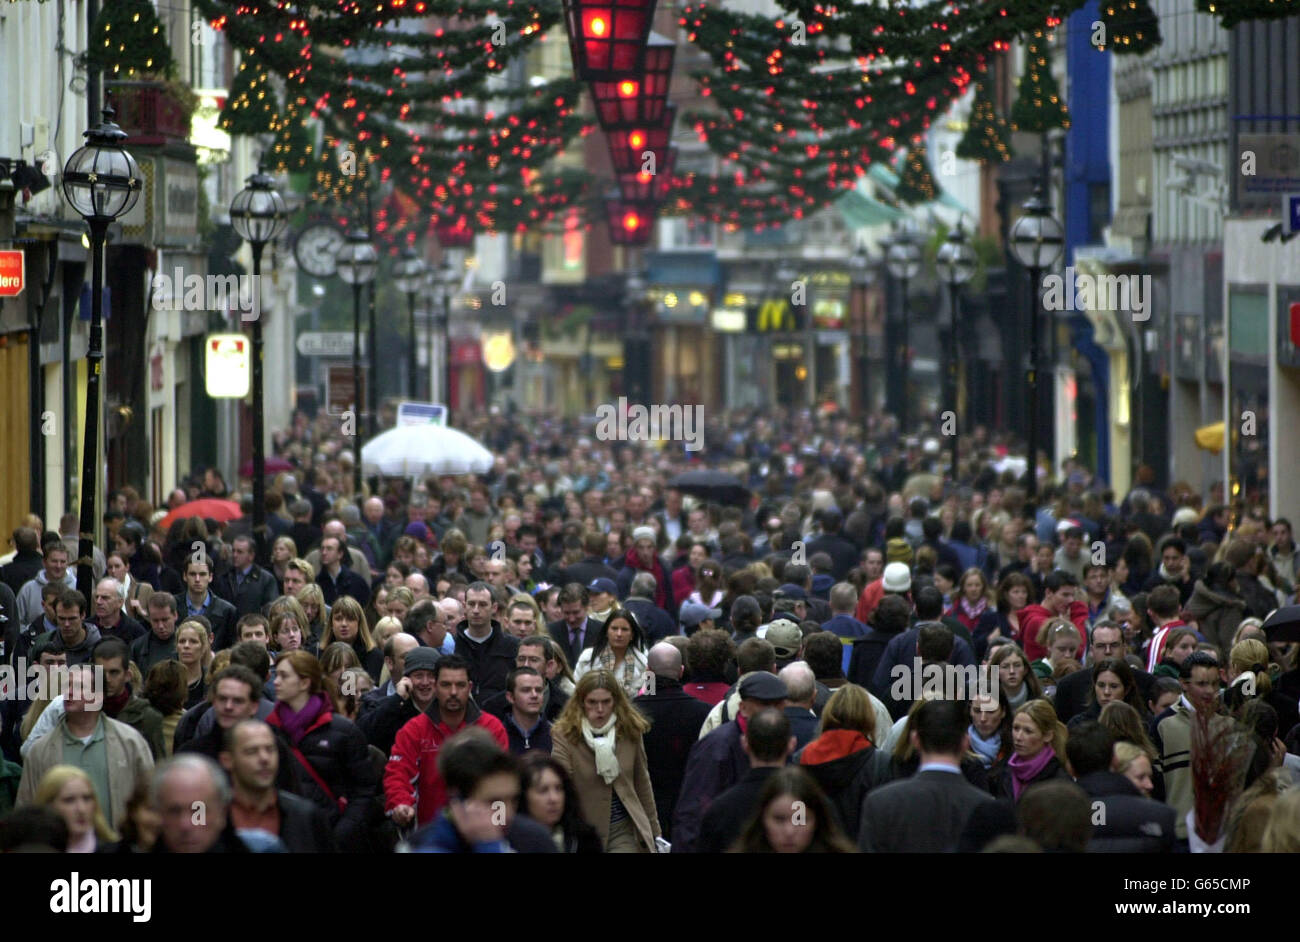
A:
[0,405,1298,854]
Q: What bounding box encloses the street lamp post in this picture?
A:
[394,246,428,400]
[623,269,647,403]
[886,228,921,437]
[935,222,977,479]
[773,259,799,406]
[437,257,457,414]
[1008,186,1064,499]
[335,230,378,499]
[848,244,873,418]
[62,106,142,600]
[229,161,287,567]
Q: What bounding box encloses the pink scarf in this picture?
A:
[272,693,328,745]
[1007,747,1056,799]
[958,596,988,622]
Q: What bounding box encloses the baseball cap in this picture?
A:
[588,577,618,597]
[765,619,803,659]
[882,562,912,593]
[738,671,788,702]
[679,599,722,629]
[776,583,807,601]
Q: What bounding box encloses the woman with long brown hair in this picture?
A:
[551,670,660,853]
[266,649,378,852]
[730,767,856,853]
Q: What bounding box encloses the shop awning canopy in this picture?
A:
[869,161,971,215]
[836,189,906,229]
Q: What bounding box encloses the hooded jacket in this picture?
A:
[1016,600,1089,662]
[383,700,508,826]
[62,623,103,666]
[797,729,884,838]
[616,547,673,612]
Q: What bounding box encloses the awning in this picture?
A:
[870,160,972,215]
[836,190,905,229]
[646,251,721,287]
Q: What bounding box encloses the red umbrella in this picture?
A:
[239,456,295,478]
[159,499,243,530]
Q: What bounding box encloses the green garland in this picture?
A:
[895,143,941,205]
[1196,0,1298,29]
[955,80,1011,164]
[1010,32,1070,134]
[1101,0,1161,55]
[86,0,174,79]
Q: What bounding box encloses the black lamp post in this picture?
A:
[1008,186,1064,499]
[429,256,457,414]
[935,222,977,479]
[335,229,378,498]
[229,161,287,567]
[394,246,427,400]
[62,106,142,600]
[886,227,921,436]
[848,244,873,418]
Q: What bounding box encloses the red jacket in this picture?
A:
[683,681,730,706]
[1016,600,1089,662]
[383,702,508,826]
[854,577,886,625]
[671,565,696,605]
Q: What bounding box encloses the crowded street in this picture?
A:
[1,0,1299,917]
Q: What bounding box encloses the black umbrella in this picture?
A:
[667,469,751,507]
[1262,605,1300,644]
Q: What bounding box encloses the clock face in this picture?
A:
[294,224,346,278]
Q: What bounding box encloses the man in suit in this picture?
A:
[635,642,712,841]
[696,707,794,853]
[214,536,280,618]
[547,582,601,665]
[175,554,239,651]
[858,698,993,852]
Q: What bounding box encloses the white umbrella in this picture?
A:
[361,424,494,477]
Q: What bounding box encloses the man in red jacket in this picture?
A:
[385,654,508,828]
[1016,571,1089,662]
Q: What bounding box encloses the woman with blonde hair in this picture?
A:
[33,765,117,852]
[295,583,329,651]
[386,586,416,624]
[797,684,883,837]
[991,700,1071,801]
[320,595,383,682]
[551,670,660,853]
[1112,740,1157,797]
[1260,781,1300,852]
[270,535,298,591]
[176,619,213,709]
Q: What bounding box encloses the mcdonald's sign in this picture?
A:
[750,298,801,332]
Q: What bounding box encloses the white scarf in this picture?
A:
[581,716,620,784]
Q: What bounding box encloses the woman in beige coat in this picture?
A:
[551,670,661,853]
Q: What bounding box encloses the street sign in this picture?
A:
[0,250,24,297]
[396,401,447,426]
[205,334,250,398]
[327,363,366,415]
[297,331,365,357]
[1285,194,1300,235]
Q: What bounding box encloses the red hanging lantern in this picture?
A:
[606,104,675,174]
[589,32,675,130]
[561,0,658,81]
[435,218,475,247]
[606,197,657,246]
[616,146,675,202]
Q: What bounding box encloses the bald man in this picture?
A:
[405,572,432,601]
[635,641,713,841]
[777,661,819,748]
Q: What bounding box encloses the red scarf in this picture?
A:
[800,729,872,765]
